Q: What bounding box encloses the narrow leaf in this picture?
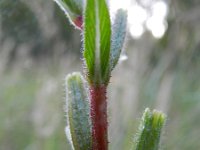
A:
[99,0,111,84]
[83,0,111,85]
[83,0,96,84]
[110,9,127,70]
[54,0,83,29]
[133,108,166,150]
[62,0,83,14]
[65,72,92,150]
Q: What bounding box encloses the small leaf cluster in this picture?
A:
[55,0,127,86]
[55,0,127,149]
[53,0,167,150]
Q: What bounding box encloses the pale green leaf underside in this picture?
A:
[65,72,92,150]
[110,9,127,70]
[83,0,111,85]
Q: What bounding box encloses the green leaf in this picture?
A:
[54,0,83,29]
[62,0,83,14]
[65,72,92,150]
[83,0,111,85]
[132,108,166,150]
[110,9,127,70]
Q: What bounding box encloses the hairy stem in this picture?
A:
[90,85,108,150]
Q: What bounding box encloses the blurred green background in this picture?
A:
[0,0,200,150]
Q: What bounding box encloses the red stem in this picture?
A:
[74,16,83,30]
[90,85,108,150]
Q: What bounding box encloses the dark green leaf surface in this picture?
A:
[98,0,111,84]
[83,0,111,85]
[83,0,96,83]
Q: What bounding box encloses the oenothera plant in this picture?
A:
[54,0,166,149]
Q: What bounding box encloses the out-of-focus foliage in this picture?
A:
[0,0,39,42]
[0,0,200,150]
[0,0,80,69]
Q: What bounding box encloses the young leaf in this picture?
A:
[83,0,111,85]
[62,0,83,14]
[132,108,166,150]
[65,72,92,150]
[54,0,83,29]
[110,9,127,70]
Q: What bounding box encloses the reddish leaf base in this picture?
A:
[90,85,108,150]
[74,16,83,30]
